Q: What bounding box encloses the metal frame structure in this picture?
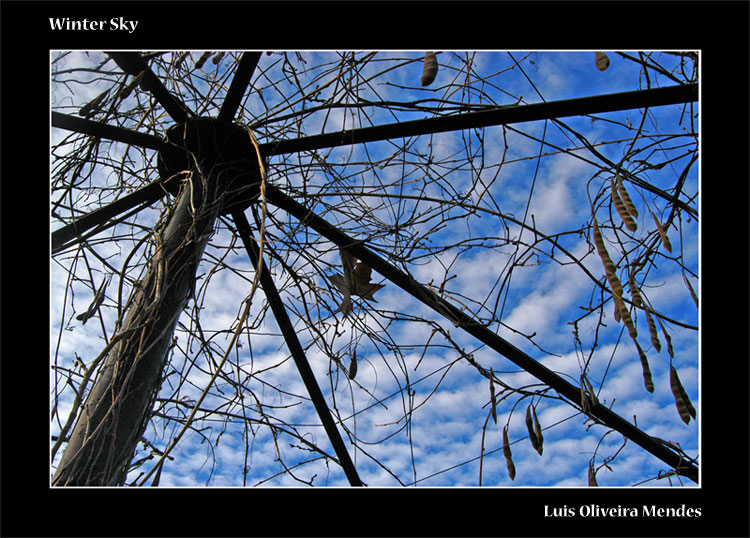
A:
[51,51,699,486]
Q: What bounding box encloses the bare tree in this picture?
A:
[51,51,699,487]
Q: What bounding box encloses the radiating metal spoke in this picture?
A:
[259,84,698,156]
[218,52,262,122]
[264,183,699,484]
[52,111,162,150]
[52,181,167,254]
[231,209,364,486]
[107,52,193,123]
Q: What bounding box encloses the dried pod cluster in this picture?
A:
[592,218,636,338]
[611,178,637,232]
[525,404,544,456]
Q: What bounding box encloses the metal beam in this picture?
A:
[264,183,699,483]
[52,111,162,150]
[259,83,698,156]
[231,209,363,486]
[52,181,166,254]
[107,52,193,123]
[218,52,262,122]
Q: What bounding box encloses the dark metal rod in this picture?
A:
[259,83,698,157]
[52,181,166,254]
[231,209,364,487]
[264,184,699,483]
[52,111,163,150]
[107,52,192,123]
[52,83,697,256]
[218,52,262,122]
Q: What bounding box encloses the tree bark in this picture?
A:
[53,172,221,486]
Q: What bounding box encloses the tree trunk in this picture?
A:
[53,171,222,485]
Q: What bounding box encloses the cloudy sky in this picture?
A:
[50,50,699,489]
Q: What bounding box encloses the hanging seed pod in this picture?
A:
[595,51,610,71]
[174,51,190,69]
[684,275,699,308]
[616,174,639,218]
[531,405,544,455]
[348,349,358,380]
[611,178,637,232]
[525,405,540,453]
[584,376,599,407]
[634,340,654,393]
[613,294,622,322]
[651,212,673,253]
[669,365,694,424]
[212,51,226,65]
[489,369,498,425]
[78,89,109,118]
[580,377,591,415]
[421,51,438,86]
[658,318,674,358]
[592,219,624,299]
[628,273,643,308]
[588,462,599,486]
[502,425,516,481]
[118,71,144,101]
[644,307,661,352]
[618,301,638,339]
[76,277,109,325]
[194,51,212,70]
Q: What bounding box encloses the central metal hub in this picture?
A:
[157,118,264,215]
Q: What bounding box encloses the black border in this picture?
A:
[2,1,748,537]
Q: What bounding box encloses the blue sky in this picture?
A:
[50,50,699,488]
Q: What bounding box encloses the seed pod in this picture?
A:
[502,425,516,481]
[525,405,540,453]
[592,219,624,299]
[194,51,212,70]
[118,71,144,101]
[618,300,638,339]
[684,275,699,308]
[489,369,498,425]
[348,349,358,380]
[595,51,610,71]
[580,382,590,415]
[634,340,654,393]
[628,274,643,308]
[78,89,109,119]
[531,405,544,455]
[659,318,674,358]
[76,277,109,325]
[611,178,637,232]
[211,51,225,65]
[652,212,673,253]
[588,462,599,486]
[616,174,639,218]
[584,376,599,407]
[644,307,661,352]
[174,51,189,69]
[669,365,694,424]
[421,52,438,86]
